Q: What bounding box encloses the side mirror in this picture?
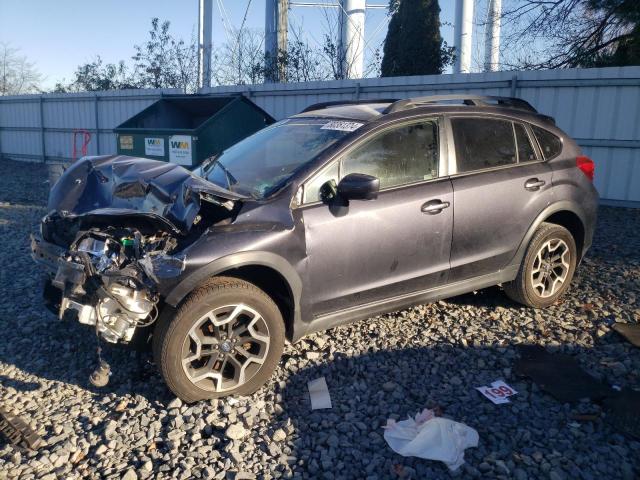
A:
[337,173,380,201]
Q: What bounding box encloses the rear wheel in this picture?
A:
[504,223,577,308]
[153,277,285,402]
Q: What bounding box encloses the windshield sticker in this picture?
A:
[320,121,363,132]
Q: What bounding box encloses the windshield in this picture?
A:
[196,118,359,198]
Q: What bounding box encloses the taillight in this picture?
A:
[576,156,594,181]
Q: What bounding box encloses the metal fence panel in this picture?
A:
[0,89,181,162]
[2,68,640,204]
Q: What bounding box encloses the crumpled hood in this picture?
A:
[48,155,245,234]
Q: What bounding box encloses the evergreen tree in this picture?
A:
[381,0,453,77]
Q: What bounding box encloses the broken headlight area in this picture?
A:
[52,228,180,344]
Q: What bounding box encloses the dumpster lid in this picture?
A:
[114,95,274,132]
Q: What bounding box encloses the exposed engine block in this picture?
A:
[54,228,166,343]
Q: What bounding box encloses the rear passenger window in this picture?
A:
[514,123,537,162]
[532,125,562,159]
[451,118,516,172]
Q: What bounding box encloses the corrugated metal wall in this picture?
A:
[201,66,640,205]
[0,89,181,163]
[1,67,639,204]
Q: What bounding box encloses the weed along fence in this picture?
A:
[1,66,639,205]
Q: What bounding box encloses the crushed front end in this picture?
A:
[32,226,178,344]
[31,155,242,380]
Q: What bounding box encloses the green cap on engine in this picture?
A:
[121,238,135,247]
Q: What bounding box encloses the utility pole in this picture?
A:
[265,0,289,83]
[453,0,474,74]
[484,0,501,72]
[339,0,366,79]
[198,0,213,89]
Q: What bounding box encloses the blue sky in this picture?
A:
[0,0,458,89]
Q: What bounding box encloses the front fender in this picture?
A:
[164,251,303,318]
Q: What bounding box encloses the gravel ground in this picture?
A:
[0,158,639,480]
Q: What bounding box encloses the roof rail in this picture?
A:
[384,95,537,114]
[301,99,398,113]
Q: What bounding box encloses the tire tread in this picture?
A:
[153,276,283,402]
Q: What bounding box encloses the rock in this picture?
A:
[122,469,137,480]
[225,423,247,440]
[167,398,183,410]
[514,468,528,480]
[272,428,287,442]
[104,420,117,439]
[382,382,397,392]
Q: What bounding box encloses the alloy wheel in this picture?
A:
[181,304,270,392]
[530,238,570,298]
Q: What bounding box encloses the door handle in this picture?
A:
[421,200,450,214]
[524,178,546,191]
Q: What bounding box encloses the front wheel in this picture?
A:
[153,277,285,402]
[504,223,577,308]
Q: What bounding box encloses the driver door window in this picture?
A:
[341,120,439,189]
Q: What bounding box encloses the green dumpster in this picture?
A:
[114,95,274,167]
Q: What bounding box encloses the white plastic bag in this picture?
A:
[383,409,479,471]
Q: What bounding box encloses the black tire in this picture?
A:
[153,276,285,402]
[504,223,577,308]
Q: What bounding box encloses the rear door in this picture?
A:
[448,116,554,281]
[299,117,454,316]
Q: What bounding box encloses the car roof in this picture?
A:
[293,102,394,122]
[295,95,555,125]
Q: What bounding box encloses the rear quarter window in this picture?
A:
[532,125,563,160]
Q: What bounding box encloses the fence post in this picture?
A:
[354,82,361,100]
[94,94,101,155]
[510,74,518,97]
[0,110,3,160]
[39,96,46,162]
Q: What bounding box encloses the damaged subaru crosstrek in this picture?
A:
[31,95,598,402]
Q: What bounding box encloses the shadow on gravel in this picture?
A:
[273,338,639,478]
[0,376,40,393]
[1,289,639,478]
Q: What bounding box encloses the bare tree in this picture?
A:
[54,57,138,93]
[132,18,199,92]
[499,0,640,69]
[319,7,382,80]
[277,25,327,82]
[0,43,43,95]
[212,28,266,85]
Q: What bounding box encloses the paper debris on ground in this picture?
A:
[383,409,479,471]
[476,380,518,404]
[308,377,332,410]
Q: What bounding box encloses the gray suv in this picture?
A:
[32,95,598,401]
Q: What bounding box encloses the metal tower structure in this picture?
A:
[265,0,289,82]
[484,0,501,72]
[198,0,214,89]
[338,0,366,79]
[266,0,385,81]
[454,0,474,74]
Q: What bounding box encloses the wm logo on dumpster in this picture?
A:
[147,139,163,146]
[171,140,189,149]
